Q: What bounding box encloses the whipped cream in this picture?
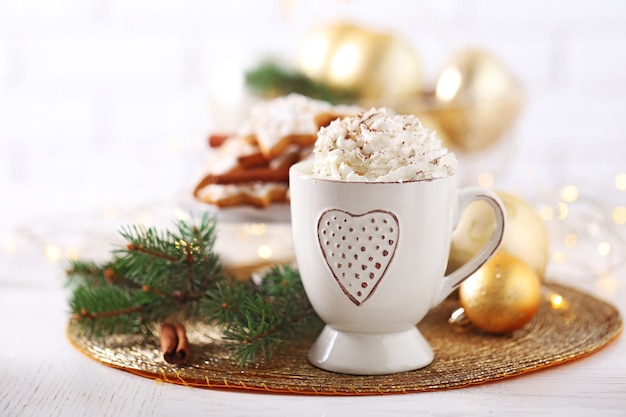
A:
[313,108,457,182]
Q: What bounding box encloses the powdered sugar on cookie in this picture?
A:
[239,94,334,159]
[313,108,457,182]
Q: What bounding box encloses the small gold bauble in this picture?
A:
[432,49,524,152]
[448,190,549,280]
[296,22,423,100]
[459,253,542,334]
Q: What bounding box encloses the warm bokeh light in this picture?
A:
[330,42,360,81]
[597,241,611,256]
[564,234,578,248]
[478,172,494,188]
[560,185,579,202]
[615,173,626,191]
[549,293,569,310]
[45,244,62,262]
[613,206,626,225]
[4,237,17,254]
[298,32,327,75]
[257,244,273,260]
[539,205,554,221]
[436,67,462,101]
[597,273,619,295]
[448,307,466,325]
[173,207,190,221]
[558,202,568,220]
[552,251,565,263]
[65,246,80,261]
[248,223,266,236]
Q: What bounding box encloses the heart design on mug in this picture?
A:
[317,209,399,306]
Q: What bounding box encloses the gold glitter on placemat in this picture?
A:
[67,283,622,395]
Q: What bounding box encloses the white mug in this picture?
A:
[289,159,506,375]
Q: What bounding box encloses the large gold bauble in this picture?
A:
[432,49,524,152]
[296,23,423,100]
[448,190,550,280]
[459,252,542,334]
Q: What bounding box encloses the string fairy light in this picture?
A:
[560,185,579,202]
[173,207,190,222]
[551,251,565,263]
[65,246,81,261]
[538,176,626,288]
[257,244,273,260]
[248,223,267,236]
[613,207,626,225]
[563,234,577,248]
[546,291,569,310]
[45,244,62,263]
[3,236,17,254]
[557,202,568,220]
[436,66,462,101]
[539,205,554,221]
[597,242,611,257]
[478,172,494,188]
[615,173,626,191]
[597,272,619,294]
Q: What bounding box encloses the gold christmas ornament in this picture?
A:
[459,252,542,334]
[448,190,550,280]
[296,22,423,100]
[432,49,524,152]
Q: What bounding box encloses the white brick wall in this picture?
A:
[1,0,625,228]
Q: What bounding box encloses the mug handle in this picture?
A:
[431,187,506,307]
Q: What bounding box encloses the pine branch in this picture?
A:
[66,213,225,337]
[69,284,159,335]
[65,215,324,367]
[203,279,255,327]
[65,260,109,287]
[202,265,323,366]
[245,60,357,104]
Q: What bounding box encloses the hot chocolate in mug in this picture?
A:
[289,159,506,375]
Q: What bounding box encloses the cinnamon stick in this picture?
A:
[160,323,177,362]
[173,323,188,364]
[160,323,189,365]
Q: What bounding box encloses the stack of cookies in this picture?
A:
[193,94,361,208]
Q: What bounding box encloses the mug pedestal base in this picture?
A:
[308,325,435,375]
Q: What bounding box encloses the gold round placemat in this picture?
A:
[67,283,622,395]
